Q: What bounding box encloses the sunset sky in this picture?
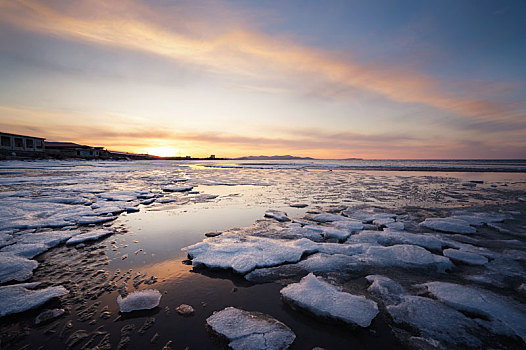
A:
[0,0,525,158]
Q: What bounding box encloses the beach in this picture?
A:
[1,159,525,349]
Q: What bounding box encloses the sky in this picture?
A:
[0,0,525,159]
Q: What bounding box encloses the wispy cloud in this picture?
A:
[0,0,519,123]
[2,105,524,159]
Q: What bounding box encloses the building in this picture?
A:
[0,131,45,154]
[45,142,105,158]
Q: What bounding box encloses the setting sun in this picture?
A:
[145,146,180,157]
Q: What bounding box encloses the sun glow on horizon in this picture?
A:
[145,146,181,157]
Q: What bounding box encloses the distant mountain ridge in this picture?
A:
[234,155,315,160]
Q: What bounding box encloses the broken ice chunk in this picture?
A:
[420,217,476,234]
[384,221,405,230]
[0,283,69,318]
[280,273,378,327]
[206,307,296,350]
[443,248,488,266]
[99,191,137,202]
[0,253,39,283]
[348,230,448,251]
[0,232,13,249]
[321,227,351,241]
[183,234,318,274]
[310,213,350,223]
[65,229,114,245]
[365,275,407,304]
[289,203,308,208]
[387,296,482,347]
[361,245,453,272]
[77,216,117,225]
[16,230,81,247]
[372,217,395,227]
[264,210,291,222]
[0,243,50,259]
[117,289,162,312]
[35,308,65,324]
[421,281,526,342]
[162,185,193,192]
[330,220,364,233]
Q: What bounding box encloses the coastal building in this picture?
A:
[0,131,45,154]
[45,141,105,158]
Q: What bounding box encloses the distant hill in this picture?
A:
[234,155,315,160]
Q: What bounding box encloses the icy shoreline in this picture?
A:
[1,160,525,349]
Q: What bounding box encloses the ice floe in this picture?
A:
[77,216,117,225]
[98,191,138,202]
[162,185,194,192]
[34,308,65,324]
[281,273,378,327]
[117,289,162,312]
[421,282,526,342]
[358,244,453,272]
[16,230,81,247]
[183,234,318,274]
[442,248,488,266]
[420,217,477,234]
[310,213,351,223]
[0,283,69,318]
[0,253,39,283]
[206,307,296,350]
[387,296,482,347]
[1,243,50,258]
[348,229,448,251]
[264,210,291,222]
[330,219,364,232]
[365,276,483,347]
[343,210,397,223]
[65,229,114,245]
[365,275,407,304]
[280,224,324,241]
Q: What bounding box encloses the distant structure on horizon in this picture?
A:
[45,141,105,158]
[0,130,221,160]
[0,131,45,155]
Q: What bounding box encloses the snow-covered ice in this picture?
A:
[0,253,39,283]
[265,210,291,222]
[320,227,351,241]
[387,296,482,347]
[442,248,488,265]
[162,185,193,192]
[206,307,296,350]
[348,229,448,251]
[34,308,65,324]
[358,244,453,272]
[281,273,378,327]
[420,217,477,234]
[77,216,117,225]
[0,283,69,318]
[330,219,364,233]
[117,289,162,312]
[183,234,318,274]
[65,229,114,245]
[16,230,81,247]
[310,213,350,223]
[365,275,407,304]
[421,281,526,342]
[1,243,50,259]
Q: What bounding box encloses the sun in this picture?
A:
[145,146,180,157]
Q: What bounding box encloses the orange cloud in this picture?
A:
[0,0,516,122]
[2,105,524,159]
